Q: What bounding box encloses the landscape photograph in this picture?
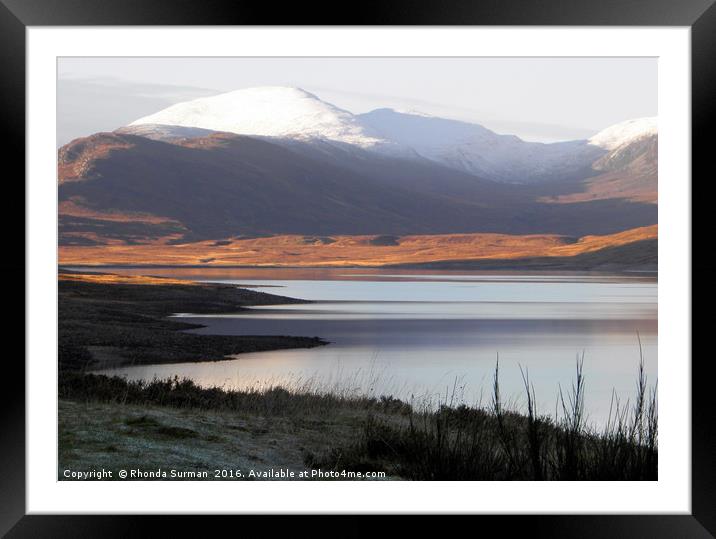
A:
[58,57,658,481]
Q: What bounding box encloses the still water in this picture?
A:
[92,268,657,425]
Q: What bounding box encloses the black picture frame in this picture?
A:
[3,0,713,535]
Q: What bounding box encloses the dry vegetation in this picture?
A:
[59,359,657,481]
[58,225,657,267]
[59,273,197,286]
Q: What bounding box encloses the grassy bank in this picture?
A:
[59,359,657,481]
[309,360,657,480]
[59,372,405,480]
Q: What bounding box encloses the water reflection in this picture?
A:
[93,269,657,425]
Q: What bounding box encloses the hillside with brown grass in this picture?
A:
[538,135,657,204]
[58,131,657,248]
[59,225,657,269]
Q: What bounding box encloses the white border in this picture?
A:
[27,27,691,514]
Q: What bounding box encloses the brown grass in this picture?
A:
[58,273,197,286]
[58,225,657,267]
[59,198,182,225]
[540,171,657,204]
[58,133,135,183]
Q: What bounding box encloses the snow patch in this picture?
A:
[130,86,392,150]
[588,117,658,150]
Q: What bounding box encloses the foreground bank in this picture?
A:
[59,366,657,481]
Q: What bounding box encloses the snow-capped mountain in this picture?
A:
[357,108,605,184]
[130,86,394,151]
[588,117,658,151]
[60,87,658,246]
[128,86,657,185]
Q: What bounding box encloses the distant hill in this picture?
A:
[357,108,604,183]
[389,239,657,272]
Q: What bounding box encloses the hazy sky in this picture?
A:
[57,57,657,146]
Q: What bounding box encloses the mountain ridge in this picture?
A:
[128,86,657,185]
[57,129,657,246]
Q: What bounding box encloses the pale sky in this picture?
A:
[57,57,657,147]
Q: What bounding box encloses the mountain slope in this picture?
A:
[58,129,657,246]
[357,108,606,184]
[537,131,658,204]
[58,131,515,243]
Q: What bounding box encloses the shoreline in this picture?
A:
[59,271,328,371]
[60,264,659,281]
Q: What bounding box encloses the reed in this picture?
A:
[60,354,657,481]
